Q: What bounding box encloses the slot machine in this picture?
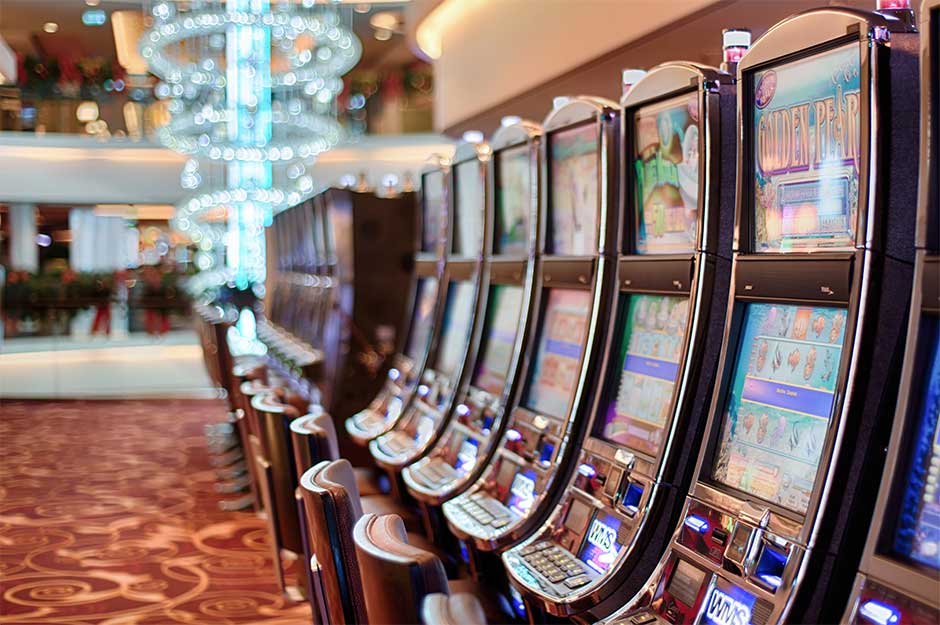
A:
[597,4,920,625]
[842,1,940,623]
[369,141,490,476]
[346,161,449,446]
[442,97,621,601]
[503,37,747,620]
[402,121,542,520]
[317,188,416,455]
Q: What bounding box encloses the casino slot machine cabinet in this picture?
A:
[346,161,449,446]
[442,96,621,603]
[842,1,940,622]
[401,121,542,515]
[597,5,920,625]
[503,44,746,621]
[369,141,490,479]
[315,188,417,456]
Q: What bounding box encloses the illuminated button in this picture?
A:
[564,575,590,589]
[491,518,509,528]
[520,543,545,556]
[858,600,901,625]
[578,463,597,478]
[546,570,567,583]
[629,615,657,625]
[684,514,710,533]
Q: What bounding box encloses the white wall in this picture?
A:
[422,0,719,130]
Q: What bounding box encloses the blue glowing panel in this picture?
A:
[579,513,623,573]
[700,582,757,625]
[892,318,940,571]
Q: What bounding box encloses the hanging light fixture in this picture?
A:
[140,0,362,288]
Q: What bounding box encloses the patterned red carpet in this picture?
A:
[0,399,311,625]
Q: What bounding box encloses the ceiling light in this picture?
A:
[373,28,392,41]
[354,3,371,13]
[462,130,484,144]
[42,22,59,34]
[85,0,101,5]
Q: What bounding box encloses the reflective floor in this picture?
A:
[0,331,216,399]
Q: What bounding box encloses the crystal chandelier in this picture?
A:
[140,0,361,287]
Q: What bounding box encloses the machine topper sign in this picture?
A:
[752,43,862,251]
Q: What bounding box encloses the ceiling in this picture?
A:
[0,0,418,72]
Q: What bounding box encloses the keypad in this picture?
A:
[420,461,459,485]
[519,541,589,588]
[457,495,512,527]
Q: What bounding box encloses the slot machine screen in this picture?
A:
[524,288,593,418]
[633,92,700,254]
[405,278,439,360]
[496,144,531,255]
[422,170,445,253]
[454,160,484,256]
[550,123,599,255]
[473,285,525,395]
[751,43,861,252]
[711,303,847,514]
[667,560,707,609]
[435,281,477,378]
[600,294,689,455]
[891,318,940,571]
[579,512,624,573]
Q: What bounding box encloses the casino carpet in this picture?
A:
[0,399,311,625]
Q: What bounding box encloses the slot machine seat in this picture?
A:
[290,412,386,497]
[299,460,447,623]
[353,513,450,625]
[354,513,509,625]
[421,593,488,625]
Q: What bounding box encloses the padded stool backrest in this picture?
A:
[300,459,367,624]
[421,593,487,625]
[353,513,449,625]
[290,412,340,477]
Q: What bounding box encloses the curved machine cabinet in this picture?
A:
[598,7,921,625]
[442,97,622,590]
[502,61,738,620]
[370,141,491,474]
[402,121,544,509]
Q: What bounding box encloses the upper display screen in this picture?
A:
[435,281,477,378]
[711,303,847,514]
[524,288,592,418]
[892,318,940,572]
[454,160,484,256]
[600,294,689,456]
[405,278,439,360]
[422,170,445,253]
[473,285,525,396]
[550,123,599,255]
[495,144,531,255]
[634,93,700,254]
[752,43,861,252]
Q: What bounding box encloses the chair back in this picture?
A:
[353,513,449,625]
